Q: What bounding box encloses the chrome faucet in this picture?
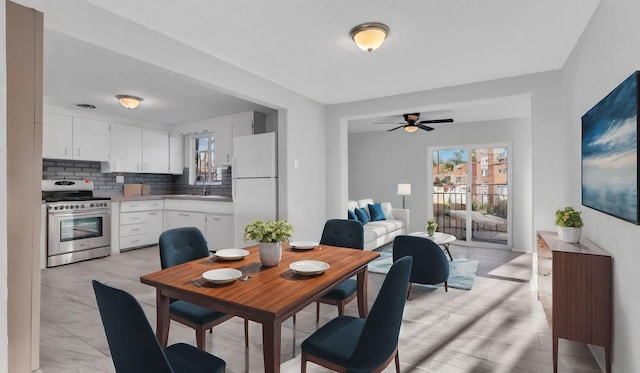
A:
[196,174,207,195]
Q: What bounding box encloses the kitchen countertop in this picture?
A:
[110,194,233,203]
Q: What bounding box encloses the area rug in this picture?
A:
[368,247,479,290]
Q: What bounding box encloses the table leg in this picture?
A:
[443,244,453,261]
[155,289,170,347]
[357,267,369,318]
[262,320,282,373]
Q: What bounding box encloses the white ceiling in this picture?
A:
[42,0,600,131]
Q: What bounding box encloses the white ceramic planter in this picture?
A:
[259,242,282,266]
[557,226,582,243]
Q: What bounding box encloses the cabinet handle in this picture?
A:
[77,148,81,157]
[64,147,68,156]
[131,216,140,220]
[178,213,190,217]
[137,162,141,171]
[148,212,158,215]
[130,239,140,243]
[213,218,221,221]
[227,154,230,162]
[129,205,138,208]
[130,228,140,232]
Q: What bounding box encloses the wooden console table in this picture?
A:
[537,231,612,373]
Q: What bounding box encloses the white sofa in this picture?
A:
[347,198,410,251]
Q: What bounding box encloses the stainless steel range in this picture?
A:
[42,180,111,267]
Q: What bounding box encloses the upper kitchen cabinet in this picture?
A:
[142,128,170,173]
[42,113,109,161]
[169,135,184,174]
[102,123,143,173]
[214,111,265,165]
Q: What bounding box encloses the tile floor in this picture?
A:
[39,244,602,373]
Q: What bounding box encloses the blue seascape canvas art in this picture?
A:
[582,71,639,224]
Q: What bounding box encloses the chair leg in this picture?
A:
[244,318,249,347]
[406,282,413,300]
[301,351,308,373]
[395,350,400,373]
[196,327,206,350]
[444,281,448,292]
[337,303,344,316]
[316,302,320,323]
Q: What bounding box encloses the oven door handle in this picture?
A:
[48,209,111,218]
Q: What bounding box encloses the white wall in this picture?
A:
[561,0,640,370]
[327,71,564,253]
[348,117,531,250]
[0,2,7,372]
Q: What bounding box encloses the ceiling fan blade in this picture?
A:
[374,121,405,125]
[387,125,405,132]
[417,124,434,131]
[418,118,454,124]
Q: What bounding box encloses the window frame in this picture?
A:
[189,133,222,186]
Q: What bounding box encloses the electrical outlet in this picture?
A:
[116,175,124,183]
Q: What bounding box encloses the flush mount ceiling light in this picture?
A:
[404,124,418,133]
[350,22,389,52]
[116,95,143,109]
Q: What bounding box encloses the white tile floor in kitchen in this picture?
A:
[39,244,603,373]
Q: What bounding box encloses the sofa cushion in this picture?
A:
[347,200,358,211]
[368,203,386,221]
[347,209,358,221]
[356,199,374,209]
[381,202,395,220]
[355,207,370,224]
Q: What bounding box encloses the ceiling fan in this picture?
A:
[382,113,454,133]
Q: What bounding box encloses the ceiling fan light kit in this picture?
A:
[350,22,389,52]
[384,112,454,133]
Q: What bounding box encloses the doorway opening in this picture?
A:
[429,145,511,248]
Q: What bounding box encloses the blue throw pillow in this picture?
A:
[348,209,358,221]
[355,207,370,224]
[368,203,386,221]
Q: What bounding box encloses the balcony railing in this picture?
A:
[433,190,507,244]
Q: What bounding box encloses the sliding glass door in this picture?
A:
[430,145,510,247]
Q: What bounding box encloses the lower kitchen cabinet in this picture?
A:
[164,210,206,233]
[120,200,164,250]
[206,213,234,251]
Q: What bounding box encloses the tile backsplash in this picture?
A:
[42,159,232,197]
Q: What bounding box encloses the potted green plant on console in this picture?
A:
[555,206,583,243]
[244,219,294,266]
[426,219,438,237]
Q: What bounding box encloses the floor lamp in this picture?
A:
[397,183,411,209]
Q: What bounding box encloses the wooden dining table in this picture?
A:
[140,242,380,373]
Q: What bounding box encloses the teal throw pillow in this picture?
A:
[368,203,386,221]
[348,209,358,221]
[355,207,370,224]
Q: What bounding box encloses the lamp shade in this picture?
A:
[397,183,411,196]
[404,125,418,133]
[116,95,143,109]
[350,22,389,52]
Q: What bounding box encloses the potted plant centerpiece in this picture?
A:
[555,206,583,243]
[426,219,438,237]
[244,219,294,266]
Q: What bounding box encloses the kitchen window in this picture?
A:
[193,134,221,184]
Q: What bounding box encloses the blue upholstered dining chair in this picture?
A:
[393,235,449,298]
[159,226,248,349]
[92,280,226,373]
[315,219,365,323]
[301,256,413,373]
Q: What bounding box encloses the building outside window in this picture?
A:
[194,134,221,183]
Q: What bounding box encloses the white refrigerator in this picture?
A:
[232,132,278,247]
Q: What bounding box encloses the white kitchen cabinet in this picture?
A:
[72,117,110,161]
[143,128,169,173]
[164,210,206,233]
[120,200,164,250]
[206,213,234,250]
[102,123,143,173]
[42,113,73,159]
[42,113,110,161]
[169,135,184,174]
[213,111,264,166]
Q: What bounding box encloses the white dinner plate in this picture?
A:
[289,241,319,250]
[202,268,243,284]
[289,260,329,275]
[215,248,250,261]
